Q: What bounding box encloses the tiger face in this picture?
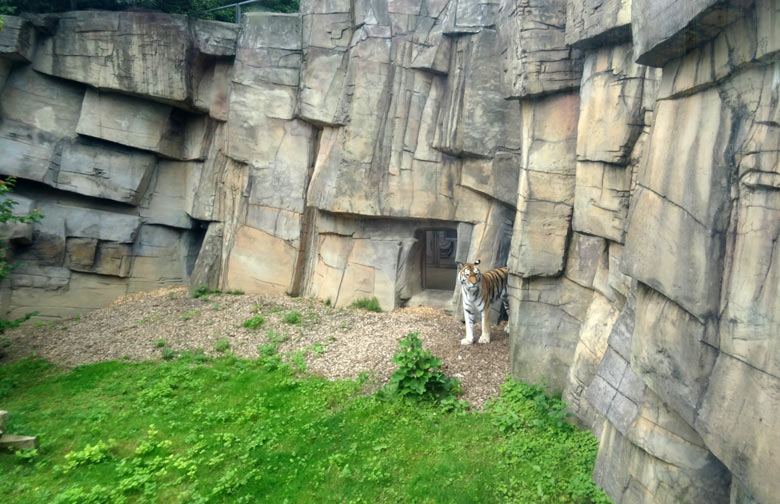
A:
[457,259,482,289]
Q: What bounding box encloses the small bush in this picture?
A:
[161,348,176,361]
[350,297,381,312]
[192,285,221,299]
[155,338,166,348]
[226,290,244,295]
[283,312,301,325]
[214,338,231,353]
[386,332,460,402]
[242,315,264,330]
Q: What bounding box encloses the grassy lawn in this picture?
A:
[0,350,610,503]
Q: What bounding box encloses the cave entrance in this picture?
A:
[422,229,458,291]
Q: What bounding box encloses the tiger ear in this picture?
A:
[474,259,481,265]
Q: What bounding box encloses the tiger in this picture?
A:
[456,260,509,345]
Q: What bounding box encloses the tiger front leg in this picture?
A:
[461,300,477,345]
[478,300,491,344]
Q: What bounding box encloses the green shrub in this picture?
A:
[386,333,460,402]
[283,312,301,325]
[191,285,221,299]
[350,297,381,312]
[242,315,264,330]
[155,338,166,348]
[161,348,176,361]
[214,338,231,353]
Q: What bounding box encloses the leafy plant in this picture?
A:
[214,338,230,353]
[61,439,116,472]
[161,348,176,361]
[155,338,166,348]
[386,333,460,402]
[242,315,264,330]
[283,311,301,325]
[350,297,382,313]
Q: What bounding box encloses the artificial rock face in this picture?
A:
[1,3,779,503]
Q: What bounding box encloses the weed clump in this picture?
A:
[242,315,265,330]
[214,338,231,353]
[283,312,301,325]
[350,297,381,312]
[385,332,460,403]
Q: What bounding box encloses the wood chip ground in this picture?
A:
[1,287,511,408]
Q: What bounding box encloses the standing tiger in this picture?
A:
[457,260,509,345]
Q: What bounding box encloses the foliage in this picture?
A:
[350,297,382,313]
[0,311,38,335]
[385,332,460,403]
[192,285,220,299]
[0,0,299,21]
[213,338,230,353]
[283,311,301,325]
[154,338,166,348]
[487,380,612,503]
[242,315,264,330]
[161,348,176,361]
[0,356,610,503]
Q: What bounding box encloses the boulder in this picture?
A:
[0,15,37,61]
[496,0,583,98]
[54,140,156,205]
[139,161,200,229]
[0,65,84,184]
[434,29,521,158]
[631,0,753,67]
[565,0,631,48]
[576,44,648,165]
[622,87,734,320]
[572,161,632,243]
[33,11,191,103]
[507,92,579,277]
[189,222,224,293]
[76,89,212,161]
[507,272,593,393]
[695,353,780,504]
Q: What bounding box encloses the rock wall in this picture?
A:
[0,2,778,503]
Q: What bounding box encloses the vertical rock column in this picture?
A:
[219,12,317,294]
[498,0,585,392]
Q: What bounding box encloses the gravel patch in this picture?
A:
[1,287,511,408]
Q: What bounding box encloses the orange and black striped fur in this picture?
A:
[457,260,509,345]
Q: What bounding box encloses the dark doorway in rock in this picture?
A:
[422,229,458,290]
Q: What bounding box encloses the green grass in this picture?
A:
[0,356,610,503]
[283,311,301,325]
[350,297,382,313]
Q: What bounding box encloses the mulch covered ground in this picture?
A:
[1,287,511,408]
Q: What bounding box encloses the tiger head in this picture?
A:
[456,259,482,288]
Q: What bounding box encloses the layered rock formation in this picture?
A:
[0,2,778,503]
